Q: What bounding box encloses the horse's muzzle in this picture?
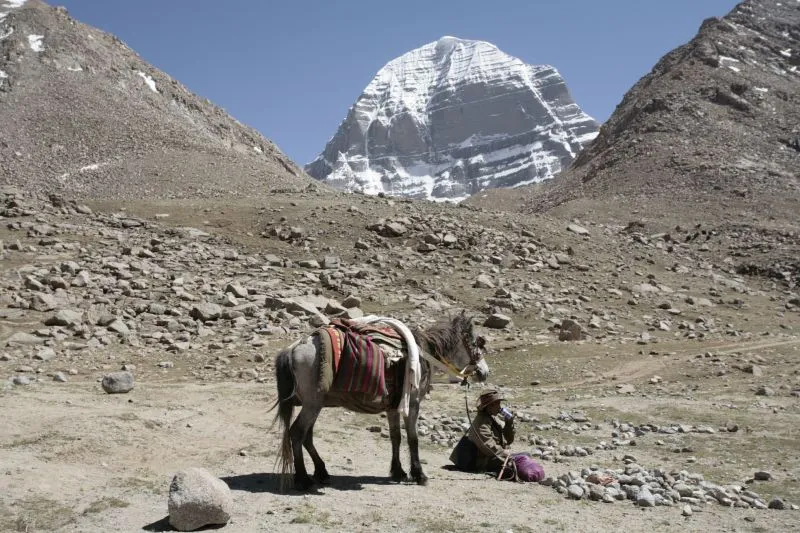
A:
[473,359,490,382]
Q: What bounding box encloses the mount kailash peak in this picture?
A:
[306,36,599,201]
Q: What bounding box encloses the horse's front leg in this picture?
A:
[387,409,407,482]
[405,396,427,485]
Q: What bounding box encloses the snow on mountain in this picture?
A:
[307,36,599,201]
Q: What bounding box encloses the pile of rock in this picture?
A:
[543,457,796,512]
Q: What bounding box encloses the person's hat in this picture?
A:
[477,390,504,411]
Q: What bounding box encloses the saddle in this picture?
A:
[316,318,407,400]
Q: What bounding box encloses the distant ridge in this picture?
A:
[0,0,314,199]
[467,0,799,221]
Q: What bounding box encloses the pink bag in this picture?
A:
[501,454,545,482]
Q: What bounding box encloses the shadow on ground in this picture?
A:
[143,515,225,531]
[221,472,395,494]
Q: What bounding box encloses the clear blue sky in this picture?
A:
[56,0,740,166]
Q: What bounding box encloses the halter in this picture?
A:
[420,336,486,382]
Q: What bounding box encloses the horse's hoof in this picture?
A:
[390,470,409,483]
[313,469,331,485]
[294,474,314,491]
[413,472,428,486]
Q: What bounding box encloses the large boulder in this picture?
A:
[168,468,233,531]
[101,371,135,394]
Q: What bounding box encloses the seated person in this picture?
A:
[449,390,515,473]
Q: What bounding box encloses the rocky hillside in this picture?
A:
[0,0,313,199]
[2,182,797,376]
[468,0,799,221]
[307,36,598,200]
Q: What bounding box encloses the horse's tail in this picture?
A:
[273,346,296,489]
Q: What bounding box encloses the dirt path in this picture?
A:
[2,375,798,533]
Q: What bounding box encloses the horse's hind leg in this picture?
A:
[290,402,323,490]
[405,395,427,485]
[303,417,330,484]
[387,409,408,482]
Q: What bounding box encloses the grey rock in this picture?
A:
[483,313,512,329]
[567,484,584,500]
[322,256,340,269]
[383,222,406,237]
[473,274,494,289]
[44,309,84,328]
[190,303,222,321]
[5,332,47,346]
[168,467,233,531]
[637,487,656,507]
[29,293,58,311]
[768,498,785,510]
[558,319,584,341]
[33,347,57,361]
[107,319,131,336]
[756,385,775,396]
[298,259,321,269]
[101,371,135,394]
[567,223,590,236]
[753,471,772,481]
[225,284,248,298]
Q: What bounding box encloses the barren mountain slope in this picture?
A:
[467,0,799,222]
[0,0,313,199]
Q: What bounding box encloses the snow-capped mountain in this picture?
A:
[306,36,599,201]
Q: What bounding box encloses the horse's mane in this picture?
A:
[411,313,473,367]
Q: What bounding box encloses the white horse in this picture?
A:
[273,312,489,490]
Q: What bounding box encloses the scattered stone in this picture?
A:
[567,484,584,500]
[768,498,785,510]
[190,303,222,322]
[558,319,584,341]
[753,471,772,481]
[483,313,512,329]
[473,274,495,289]
[567,224,590,236]
[101,371,135,394]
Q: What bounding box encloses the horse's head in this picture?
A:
[420,311,490,383]
[453,312,490,383]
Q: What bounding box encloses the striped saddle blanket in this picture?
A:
[317,318,406,398]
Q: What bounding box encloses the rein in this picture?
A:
[420,349,474,381]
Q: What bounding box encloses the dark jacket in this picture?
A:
[450,409,515,472]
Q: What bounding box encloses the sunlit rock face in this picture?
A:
[306,36,598,200]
